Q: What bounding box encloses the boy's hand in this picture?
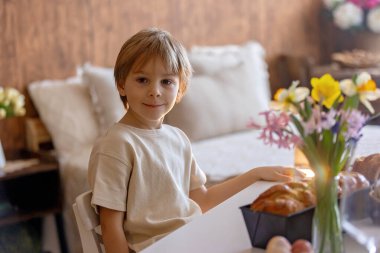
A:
[254,166,306,182]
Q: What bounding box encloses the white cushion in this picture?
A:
[192,130,294,182]
[189,45,243,75]
[28,77,99,159]
[165,41,271,141]
[82,64,125,135]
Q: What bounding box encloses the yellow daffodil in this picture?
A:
[311,74,343,109]
[340,72,380,114]
[272,81,309,111]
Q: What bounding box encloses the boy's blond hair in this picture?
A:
[114,28,192,108]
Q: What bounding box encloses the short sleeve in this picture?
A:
[189,155,207,191]
[88,152,131,212]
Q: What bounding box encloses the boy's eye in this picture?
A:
[136,77,148,84]
[161,79,174,85]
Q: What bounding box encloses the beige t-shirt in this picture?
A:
[88,123,207,251]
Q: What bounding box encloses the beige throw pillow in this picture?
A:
[28,77,100,159]
[165,42,271,141]
[82,64,126,135]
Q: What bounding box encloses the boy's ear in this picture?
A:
[117,83,126,96]
[176,91,184,103]
[176,82,187,103]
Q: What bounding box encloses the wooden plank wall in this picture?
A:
[0,0,323,151]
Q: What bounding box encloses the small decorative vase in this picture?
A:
[311,162,344,253]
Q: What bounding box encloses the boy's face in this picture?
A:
[118,57,180,129]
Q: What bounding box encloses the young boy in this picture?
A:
[88,27,302,253]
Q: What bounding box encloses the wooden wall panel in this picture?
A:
[0,0,323,151]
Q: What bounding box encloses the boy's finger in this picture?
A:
[275,171,293,181]
[280,167,307,181]
[294,168,307,178]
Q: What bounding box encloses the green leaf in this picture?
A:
[290,115,305,137]
[304,99,313,121]
[294,101,307,120]
[343,95,359,111]
[331,95,342,110]
[353,74,358,83]
[321,130,333,163]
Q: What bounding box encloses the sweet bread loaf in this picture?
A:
[337,171,370,197]
[352,153,380,182]
[250,181,316,216]
[250,171,369,216]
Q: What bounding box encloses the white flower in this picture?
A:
[367,7,380,33]
[12,95,26,116]
[356,72,372,84]
[340,79,357,96]
[13,95,25,109]
[5,87,19,100]
[0,108,6,119]
[271,81,310,111]
[333,2,364,30]
[0,87,4,102]
[340,72,380,113]
[0,86,26,118]
[14,107,26,116]
[323,0,344,10]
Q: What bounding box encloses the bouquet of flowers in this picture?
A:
[323,0,380,33]
[251,72,380,253]
[0,86,26,119]
[0,86,25,170]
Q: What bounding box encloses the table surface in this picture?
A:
[141,181,367,253]
[0,150,58,180]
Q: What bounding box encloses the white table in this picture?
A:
[141,181,367,253]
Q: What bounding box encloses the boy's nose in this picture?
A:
[149,83,161,97]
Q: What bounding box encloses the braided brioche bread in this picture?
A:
[250,181,316,216]
[251,172,370,216]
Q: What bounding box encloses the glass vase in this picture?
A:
[341,165,380,252]
[312,170,344,253]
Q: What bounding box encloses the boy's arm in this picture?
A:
[99,207,129,253]
[190,166,303,213]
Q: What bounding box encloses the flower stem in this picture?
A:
[313,175,343,253]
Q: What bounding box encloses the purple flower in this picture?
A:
[340,109,369,140]
[258,111,298,149]
[321,109,338,130]
[303,107,338,135]
[303,107,323,135]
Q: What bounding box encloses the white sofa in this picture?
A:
[27,41,380,253]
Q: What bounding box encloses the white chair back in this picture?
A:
[72,190,104,253]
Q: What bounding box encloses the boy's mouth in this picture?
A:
[143,103,164,108]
